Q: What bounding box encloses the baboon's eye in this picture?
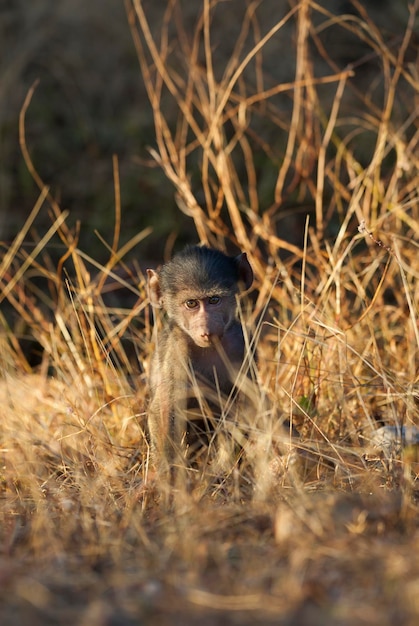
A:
[208,296,221,305]
[185,299,199,309]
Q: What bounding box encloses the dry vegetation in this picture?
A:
[1,1,419,624]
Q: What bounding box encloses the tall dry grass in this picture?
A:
[1,1,419,624]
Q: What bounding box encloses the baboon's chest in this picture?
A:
[190,350,239,395]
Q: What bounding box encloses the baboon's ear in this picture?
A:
[235,253,253,291]
[147,269,163,307]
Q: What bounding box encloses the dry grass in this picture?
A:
[1,1,419,624]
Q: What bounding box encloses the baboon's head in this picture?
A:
[147,245,253,347]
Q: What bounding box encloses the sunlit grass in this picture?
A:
[0,1,419,624]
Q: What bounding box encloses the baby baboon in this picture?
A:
[147,245,254,475]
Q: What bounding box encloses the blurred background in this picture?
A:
[0,0,416,263]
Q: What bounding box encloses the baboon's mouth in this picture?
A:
[197,334,223,347]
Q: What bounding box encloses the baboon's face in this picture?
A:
[171,291,237,348]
